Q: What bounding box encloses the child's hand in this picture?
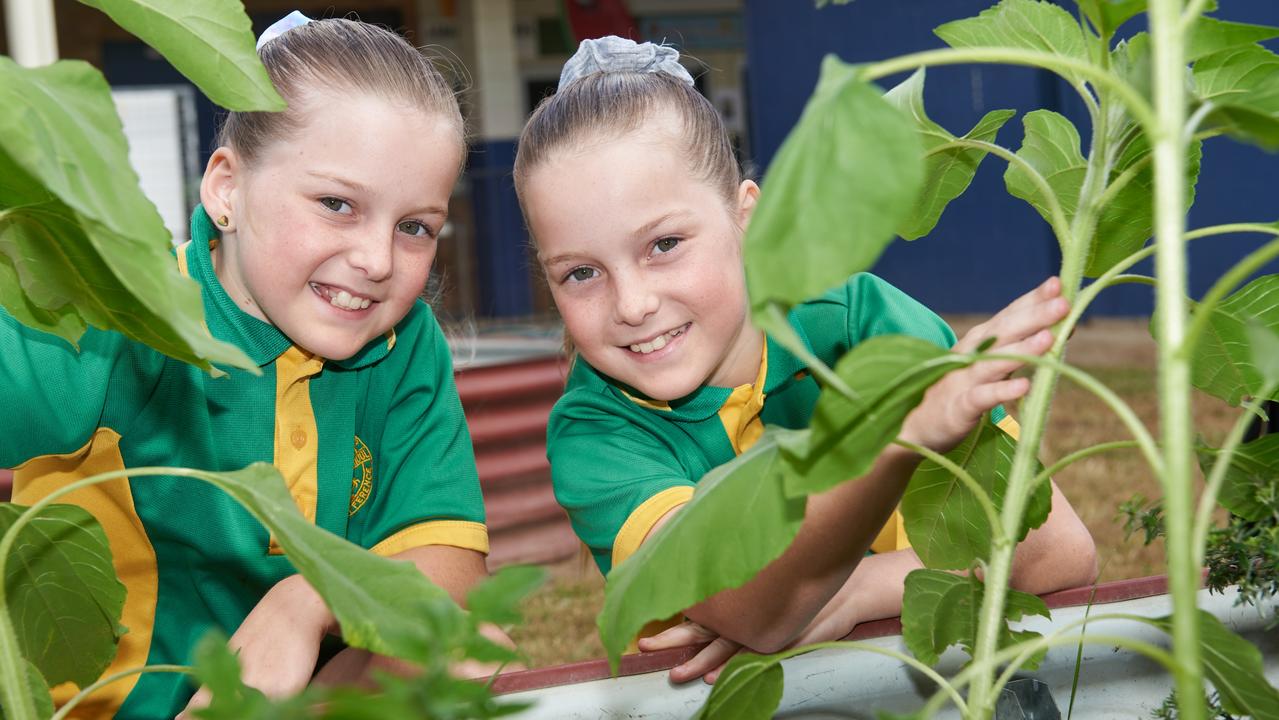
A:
[900,276,1069,454]
[638,620,742,684]
[178,574,333,718]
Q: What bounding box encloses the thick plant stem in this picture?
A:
[1149,2,1206,719]
[966,37,1114,717]
[965,361,1060,718]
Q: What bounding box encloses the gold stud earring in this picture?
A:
[216,215,230,227]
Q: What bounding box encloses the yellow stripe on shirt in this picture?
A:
[718,341,769,454]
[996,414,1021,440]
[268,346,324,554]
[611,486,695,571]
[370,519,490,556]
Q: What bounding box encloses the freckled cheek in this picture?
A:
[257,199,306,237]
[681,266,742,308]
[398,245,436,280]
[714,267,749,303]
[555,295,608,344]
[547,285,585,318]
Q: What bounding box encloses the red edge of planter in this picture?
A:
[489,574,1178,695]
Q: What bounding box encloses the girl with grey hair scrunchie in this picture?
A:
[515,33,1095,690]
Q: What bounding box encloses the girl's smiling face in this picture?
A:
[525,120,762,401]
[201,91,462,360]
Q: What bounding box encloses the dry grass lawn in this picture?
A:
[509,317,1242,668]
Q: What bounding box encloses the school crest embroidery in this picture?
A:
[350,435,373,515]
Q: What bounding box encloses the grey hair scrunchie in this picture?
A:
[558,35,695,89]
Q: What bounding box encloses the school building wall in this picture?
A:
[9,0,1276,319]
[743,0,1279,316]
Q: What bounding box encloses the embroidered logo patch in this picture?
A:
[350,435,373,516]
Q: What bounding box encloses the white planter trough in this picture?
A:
[493,576,1279,719]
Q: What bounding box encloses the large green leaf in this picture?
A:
[0,58,254,371]
[1092,134,1202,278]
[0,503,125,689]
[902,418,1051,571]
[76,0,284,111]
[1186,274,1279,406]
[883,69,1016,241]
[1193,44,1279,150]
[1075,0,1145,37]
[936,0,1089,83]
[692,652,785,720]
[1196,434,1279,522]
[1004,109,1200,277]
[191,464,470,665]
[786,336,966,497]
[1246,320,1279,387]
[1080,0,1228,37]
[597,431,807,670]
[901,569,1049,668]
[1187,17,1279,62]
[0,248,84,344]
[744,56,922,314]
[1151,611,1279,718]
[1003,110,1086,235]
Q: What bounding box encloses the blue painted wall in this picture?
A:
[744,0,1279,316]
[469,139,534,317]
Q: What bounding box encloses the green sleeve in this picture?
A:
[842,273,957,350]
[548,379,696,575]
[0,310,130,467]
[353,303,485,550]
[786,274,956,367]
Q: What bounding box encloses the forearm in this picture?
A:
[793,483,1097,646]
[683,444,922,653]
[258,545,487,672]
[1005,481,1098,593]
[391,544,488,606]
[790,548,922,647]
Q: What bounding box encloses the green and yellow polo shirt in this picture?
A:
[548,273,1014,577]
[0,209,486,719]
